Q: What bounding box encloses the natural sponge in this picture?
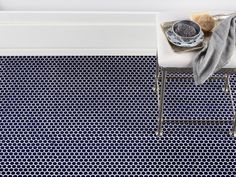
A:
[191,12,215,32]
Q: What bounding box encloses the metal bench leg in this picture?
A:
[153,57,160,93]
[155,69,166,137]
[223,74,230,93]
[231,114,236,137]
[226,74,236,137]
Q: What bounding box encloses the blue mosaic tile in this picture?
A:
[1,56,236,176]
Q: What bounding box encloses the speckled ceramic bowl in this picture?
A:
[172,20,202,43]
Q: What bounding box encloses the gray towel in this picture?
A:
[193,15,236,85]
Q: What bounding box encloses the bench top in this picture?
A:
[157,11,236,68]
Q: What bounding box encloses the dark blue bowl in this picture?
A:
[172,20,202,42]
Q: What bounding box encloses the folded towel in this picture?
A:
[193,14,236,85]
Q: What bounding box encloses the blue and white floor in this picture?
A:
[1,56,236,176]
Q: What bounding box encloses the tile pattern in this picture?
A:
[1,56,236,176]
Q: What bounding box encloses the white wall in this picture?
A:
[0,0,235,11]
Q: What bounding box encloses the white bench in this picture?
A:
[156,11,236,137]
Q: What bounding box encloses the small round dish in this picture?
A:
[172,20,201,40]
[165,27,204,48]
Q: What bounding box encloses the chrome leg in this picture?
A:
[153,56,159,93]
[223,74,230,93]
[226,73,236,137]
[231,114,236,137]
[155,69,166,137]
